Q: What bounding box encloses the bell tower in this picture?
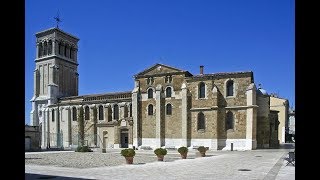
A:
[30,27,79,126]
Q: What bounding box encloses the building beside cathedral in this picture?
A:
[30,27,287,151]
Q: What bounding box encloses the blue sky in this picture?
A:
[25,0,295,125]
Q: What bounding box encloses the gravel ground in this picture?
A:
[25,150,201,169]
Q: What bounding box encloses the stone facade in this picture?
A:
[25,125,40,151]
[30,27,287,151]
[270,95,289,143]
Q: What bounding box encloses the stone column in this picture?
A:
[132,86,140,148]
[47,84,58,105]
[119,103,126,120]
[41,109,46,149]
[46,108,50,148]
[128,123,133,148]
[246,83,258,150]
[128,104,131,118]
[34,69,39,96]
[111,104,115,121]
[64,107,71,147]
[52,39,56,55]
[30,101,38,126]
[104,104,110,122]
[155,84,162,148]
[55,108,60,147]
[36,43,39,59]
[114,127,120,148]
[211,85,219,150]
[181,83,188,147]
[76,106,81,143]
[56,66,60,95]
[89,105,96,122]
[75,73,79,96]
[49,65,54,85]
[89,105,96,146]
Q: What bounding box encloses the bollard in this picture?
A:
[231,143,233,151]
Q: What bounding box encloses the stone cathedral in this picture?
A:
[30,27,281,151]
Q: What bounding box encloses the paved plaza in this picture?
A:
[25,145,295,180]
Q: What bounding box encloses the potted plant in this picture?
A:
[178,146,188,159]
[154,148,167,161]
[197,146,207,157]
[121,148,136,164]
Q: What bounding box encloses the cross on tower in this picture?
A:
[54,12,62,28]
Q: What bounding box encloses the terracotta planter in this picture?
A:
[200,152,206,157]
[180,153,187,159]
[157,155,164,161]
[125,156,134,164]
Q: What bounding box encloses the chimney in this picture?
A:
[200,65,204,75]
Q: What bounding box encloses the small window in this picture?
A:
[197,112,205,130]
[130,104,132,117]
[148,88,153,98]
[226,111,234,130]
[114,104,119,120]
[148,104,153,115]
[166,104,172,115]
[165,76,172,83]
[166,87,172,97]
[147,77,154,85]
[227,80,234,97]
[199,82,205,98]
[124,106,128,118]
[64,45,68,57]
[38,43,43,57]
[52,109,55,122]
[72,107,77,121]
[70,47,73,59]
[98,105,104,120]
[108,107,112,122]
[59,43,63,55]
[85,106,90,120]
[48,40,52,55]
[43,41,47,56]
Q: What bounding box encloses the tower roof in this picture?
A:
[35,27,79,41]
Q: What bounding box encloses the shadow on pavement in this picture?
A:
[25,173,92,180]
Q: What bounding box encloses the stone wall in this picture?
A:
[270,96,288,143]
[257,95,270,148]
[269,110,279,148]
[138,71,186,142]
[25,125,40,151]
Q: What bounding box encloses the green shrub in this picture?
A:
[121,148,136,157]
[154,148,167,156]
[75,146,92,152]
[178,146,188,154]
[197,146,207,152]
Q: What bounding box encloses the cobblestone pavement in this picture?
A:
[25,149,295,180]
